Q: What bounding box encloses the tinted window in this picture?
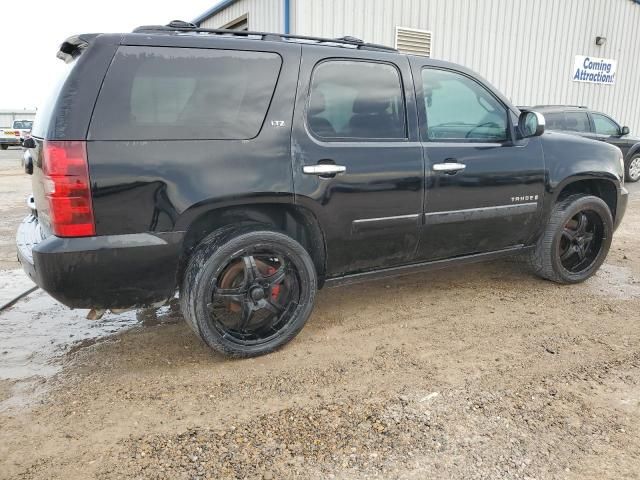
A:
[563,112,590,132]
[90,46,282,140]
[544,111,590,132]
[422,68,508,141]
[307,60,406,140]
[543,112,565,130]
[592,113,619,136]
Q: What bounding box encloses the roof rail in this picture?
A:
[133,21,398,53]
[530,104,589,109]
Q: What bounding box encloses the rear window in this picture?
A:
[543,111,590,133]
[90,46,282,141]
[13,120,33,129]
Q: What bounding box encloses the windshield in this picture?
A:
[13,120,33,129]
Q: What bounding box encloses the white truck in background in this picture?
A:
[0,119,33,150]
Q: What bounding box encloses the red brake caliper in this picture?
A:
[267,266,281,300]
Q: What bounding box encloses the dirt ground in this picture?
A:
[1,146,639,479]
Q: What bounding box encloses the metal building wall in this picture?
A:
[199,0,283,31]
[293,0,640,132]
[198,0,640,132]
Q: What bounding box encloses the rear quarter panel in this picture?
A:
[87,38,302,236]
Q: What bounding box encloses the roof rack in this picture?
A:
[133,20,398,53]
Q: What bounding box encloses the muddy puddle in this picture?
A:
[0,269,182,385]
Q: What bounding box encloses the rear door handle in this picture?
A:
[432,162,466,174]
[302,164,347,176]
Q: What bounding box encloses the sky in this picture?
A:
[0,0,216,110]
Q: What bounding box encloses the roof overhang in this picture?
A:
[192,0,241,25]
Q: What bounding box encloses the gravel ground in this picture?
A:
[1,147,639,479]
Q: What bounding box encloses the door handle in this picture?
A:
[302,164,347,176]
[433,162,466,174]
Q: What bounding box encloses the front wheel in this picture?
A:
[529,194,613,284]
[0,145,8,150]
[180,228,317,357]
[625,154,640,183]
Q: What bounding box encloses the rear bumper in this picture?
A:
[17,215,183,309]
[615,186,629,231]
[0,138,21,145]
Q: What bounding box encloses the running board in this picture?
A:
[324,245,533,288]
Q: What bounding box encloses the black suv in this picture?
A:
[531,105,640,182]
[17,24,628,357]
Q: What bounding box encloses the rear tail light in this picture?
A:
[14,131,20,136]
[42,141,95,237]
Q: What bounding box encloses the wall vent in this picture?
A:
[223,13,248,31]
[395,26,432,57]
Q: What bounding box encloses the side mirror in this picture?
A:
[518,110,545,138]
[621,126,630,136]
[22,137,36,149]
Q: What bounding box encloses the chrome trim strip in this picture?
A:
[424,202,538,225]
[353,213,420,224]
[351,213,420,234]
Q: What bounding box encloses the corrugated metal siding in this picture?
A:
[199,0,282,32]
[292,0,640,133]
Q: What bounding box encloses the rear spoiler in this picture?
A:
[56,33,100,63]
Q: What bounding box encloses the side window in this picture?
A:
[543,112,565,131]
[592,114,620,136]
[307,60,406,140]
[421,68,508,142]
[563,112,591,132]
[90,46,282,140]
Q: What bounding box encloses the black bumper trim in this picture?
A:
[17,216,184,309]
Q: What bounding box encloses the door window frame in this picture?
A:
[417,66,515,144]
[304,57,409,143]
[589,112,621,137]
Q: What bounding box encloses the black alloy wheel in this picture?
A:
[181,228,317,357]
[558,210,604,274]
[529,194,613,284]
[206,250,300,347]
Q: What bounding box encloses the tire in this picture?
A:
[180,227,317,358]
[529,194,613,284]
[625,154,640,183]
[0,145,8,150]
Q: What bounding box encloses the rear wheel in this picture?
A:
[529,194,613,284]
[180,228,317,357]
[0,145,8,150]
[625,154,640,183]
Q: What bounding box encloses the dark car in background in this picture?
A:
[530,105,640,182]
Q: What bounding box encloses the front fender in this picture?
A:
[537,131,624,228]
[625,142,640,160]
